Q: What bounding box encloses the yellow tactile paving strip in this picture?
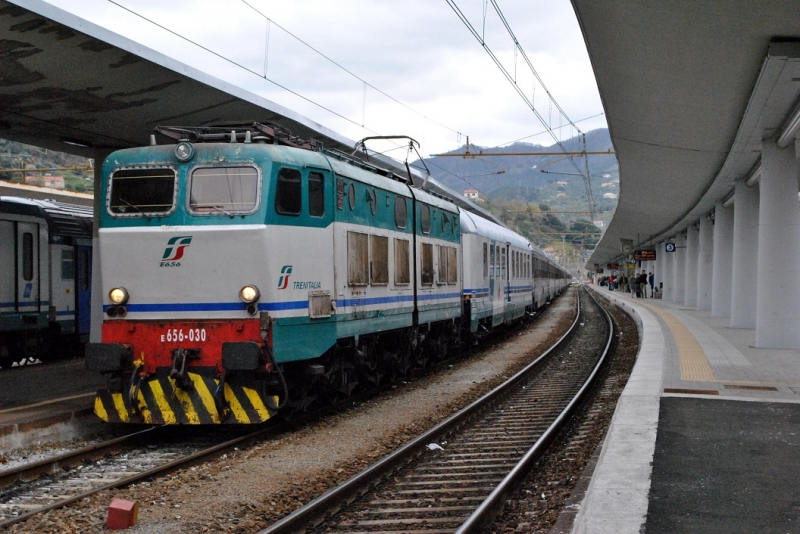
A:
[620,296,797,387]
[639,301,716,381]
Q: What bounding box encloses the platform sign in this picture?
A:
[607,263,619,270]
[635,249,657,261]
[665,242,676,252]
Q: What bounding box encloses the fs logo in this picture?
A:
[161,236,192,267]
[277,265,293,289]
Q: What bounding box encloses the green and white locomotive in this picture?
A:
[86,124,569,424]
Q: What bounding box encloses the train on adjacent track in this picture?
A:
[0,197,93,367]
[86,123,571,425]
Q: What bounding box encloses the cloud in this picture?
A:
[46,0,606,154]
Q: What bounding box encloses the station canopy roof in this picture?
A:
[572,1,800,269]
[0,0,501,223]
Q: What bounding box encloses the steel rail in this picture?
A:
[0,425,276,529]
[258,289,583,534]
[456,285,615,533]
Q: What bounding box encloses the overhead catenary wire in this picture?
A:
[444,0,599,219]
[105,0,465,159]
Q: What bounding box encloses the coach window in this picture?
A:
[394,197,407,229]
[501,248,507,280]
[420,205,431,234]
[490,244,495,277]
[394,238,410,285]
[309,172,325,217]
[483,243,488,278]
[22,232,33,281]
[109,167,176,216]
[61,249,74,280]
[421,243,434,286]
[190,166,259,215]
[371,235,389,285]
[347,231,369,285]
[275,168,302,215]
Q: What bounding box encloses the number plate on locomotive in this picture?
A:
[161,328,208,343]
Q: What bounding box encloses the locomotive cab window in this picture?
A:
[189,166,259,215]
[109,167,176,216]
[309,172,325,217]
[276,168,302,215]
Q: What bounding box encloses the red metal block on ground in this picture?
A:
[106,498,139,529]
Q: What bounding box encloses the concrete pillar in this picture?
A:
[662,241,673,300]
[697,215,714,310]
[730,177,759,328]
[673,232,687,303]
[711,202,734,317]
[755,139,800,348]
[684,225,699,307]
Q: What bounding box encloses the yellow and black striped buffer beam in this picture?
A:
[93,372,278,424]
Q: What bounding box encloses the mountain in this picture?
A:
[417,128,618,229]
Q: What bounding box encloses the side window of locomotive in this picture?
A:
[394,197,407,229]
[61,249,74,280]
[275,168,302,215]
[109,167,176,216]
[394,238,410,285]
[370,235,389,285]
[309,172,325,217]
[22,232,33,281]
[189,166,259,215]
[420,243,434,286]
[347,231,369,286]
[420,205,431,234]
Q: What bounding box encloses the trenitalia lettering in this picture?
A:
[293,281,322,290]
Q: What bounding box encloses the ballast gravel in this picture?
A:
[6,287,577,533]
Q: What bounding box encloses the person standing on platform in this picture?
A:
[648,271,655,297]
[638,269,648,298]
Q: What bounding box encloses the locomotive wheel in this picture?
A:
[323,352,358,400]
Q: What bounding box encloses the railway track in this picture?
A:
[0,425,270,529]
[260,285,613,533]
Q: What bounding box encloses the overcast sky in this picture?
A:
[47,0,606,158]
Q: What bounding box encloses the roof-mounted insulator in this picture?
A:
[244,131,252,144]
[230,130,237,143]
[150,134,157,146]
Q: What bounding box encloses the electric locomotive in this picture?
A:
[86,123,570,425]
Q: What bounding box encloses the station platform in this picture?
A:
[571,285,800,533]
[0,359,104,448]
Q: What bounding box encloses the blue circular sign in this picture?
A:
[665,242,676,252]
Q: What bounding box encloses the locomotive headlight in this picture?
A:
[175,141,194,162]
[109,287,129,305]
[240,285,260,303]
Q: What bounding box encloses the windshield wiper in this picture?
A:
[118,197,144,215]
[211,205,235,218]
